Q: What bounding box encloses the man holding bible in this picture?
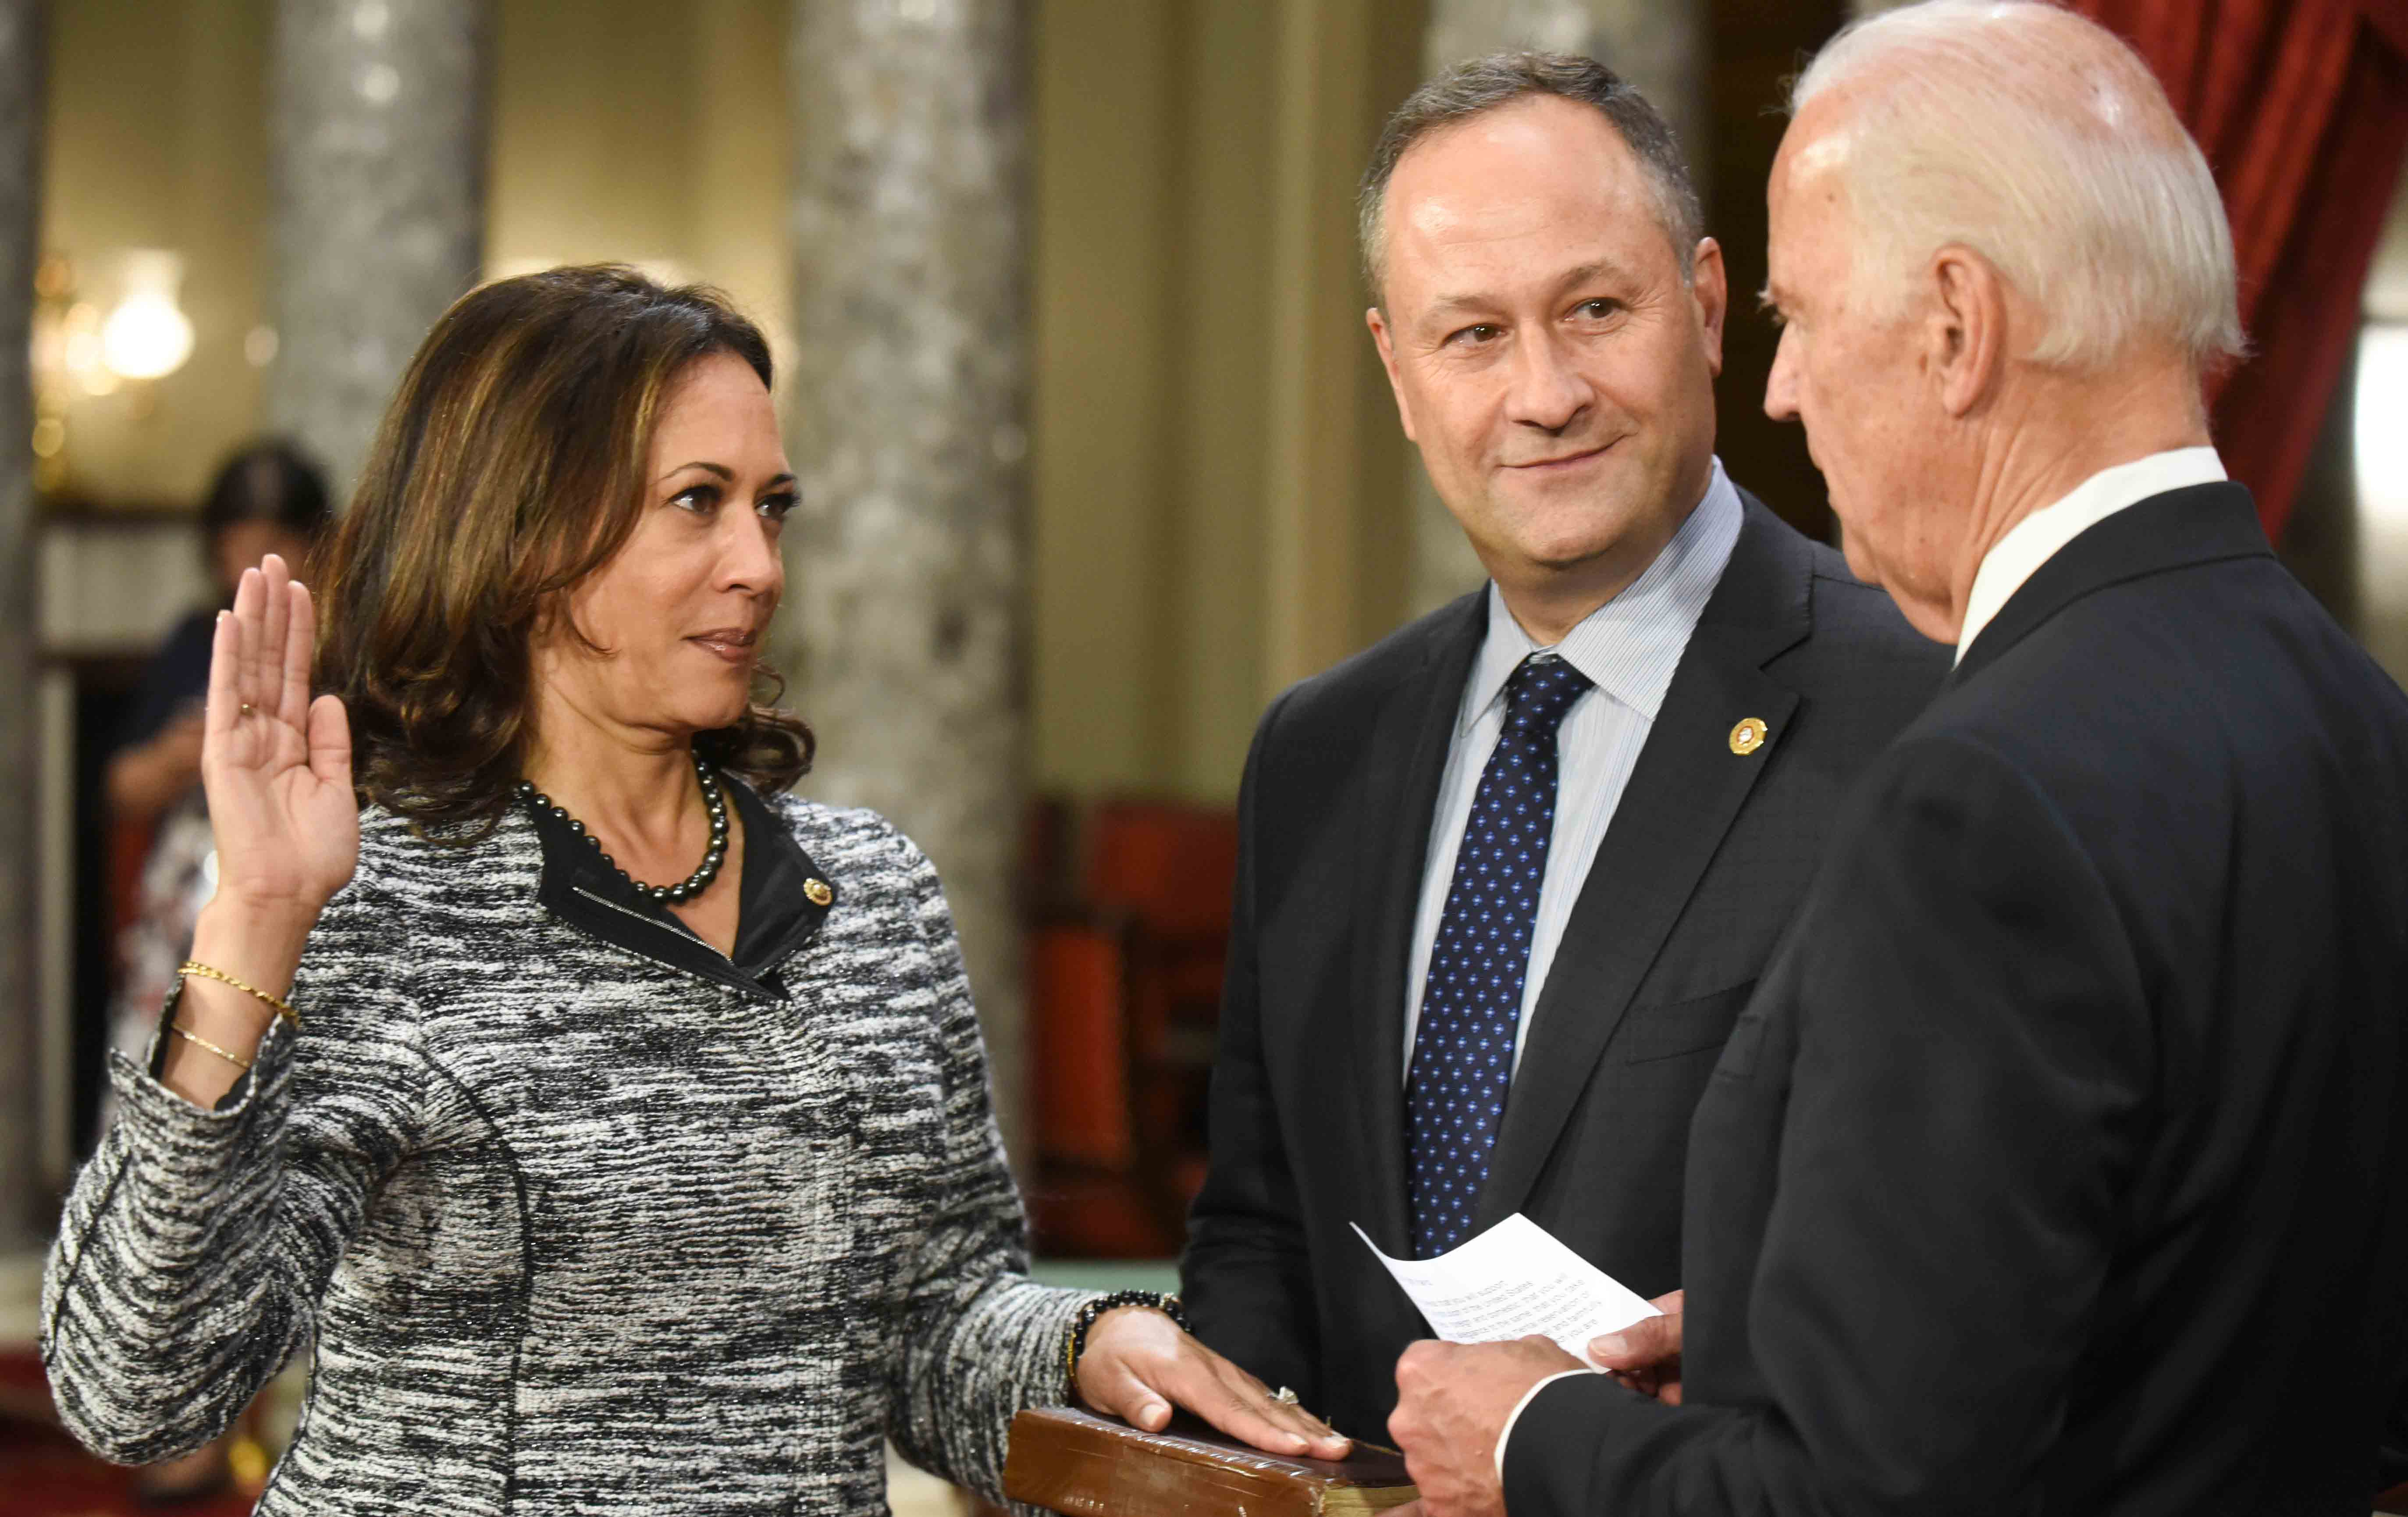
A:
[1177,53,1942,1442]
[1386,4,2408,1513]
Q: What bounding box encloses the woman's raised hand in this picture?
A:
[159,555,357,1105]
[202,554,359,922]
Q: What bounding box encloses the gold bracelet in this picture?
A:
[179,961,298,1024]
[169,1022,254,1072]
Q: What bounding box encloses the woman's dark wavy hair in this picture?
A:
[316,264,814,837]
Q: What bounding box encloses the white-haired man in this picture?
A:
[1385,4,2408,1515]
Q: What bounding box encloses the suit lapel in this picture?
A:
[1474,498,1813,1231]
[1346,593,1485,1255]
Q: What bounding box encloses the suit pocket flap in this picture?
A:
[1616,980,1757,1064]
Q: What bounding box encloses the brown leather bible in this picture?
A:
[1002,1407,1418,1517]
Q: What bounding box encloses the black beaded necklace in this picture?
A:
[517,752,730,905]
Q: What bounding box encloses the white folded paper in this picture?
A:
[1352,1214,1660,1364]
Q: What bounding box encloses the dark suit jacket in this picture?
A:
[1181,495,1946,1440]
[1507,483,2408,1516]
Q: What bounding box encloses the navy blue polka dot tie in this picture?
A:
[1405,653,1593,1257]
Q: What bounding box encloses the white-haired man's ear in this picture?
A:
[1925,244,2013,420]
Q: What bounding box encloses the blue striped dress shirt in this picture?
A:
[1402,457,1744,1077]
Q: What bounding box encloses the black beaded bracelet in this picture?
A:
[1062,1289,1192,1404]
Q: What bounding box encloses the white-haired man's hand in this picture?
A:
[1590,1289,1684,1403]
[1387,1335,1583,1517]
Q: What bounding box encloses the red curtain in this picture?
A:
[2069,0,2408,543]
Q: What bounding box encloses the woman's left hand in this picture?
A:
[1075,1307,1353,1460]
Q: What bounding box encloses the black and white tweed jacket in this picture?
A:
[42,781,1090,1514]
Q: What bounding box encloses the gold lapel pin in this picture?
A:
[1729,717,1769,756]
[804,878,834,906]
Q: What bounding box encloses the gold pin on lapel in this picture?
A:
[804,878,834,906]
[1729,717,1769,756]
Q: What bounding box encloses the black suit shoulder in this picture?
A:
[1904,542,2408,1010]
[1906,542,2408,860]
[1253,591,1480,753]
[1932,542,2402,751]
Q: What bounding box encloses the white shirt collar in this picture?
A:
[1464,456,1744,730]
[1955,446,2227,664]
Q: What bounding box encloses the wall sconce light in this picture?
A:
[98,250,195,383]
[27,249,201,496]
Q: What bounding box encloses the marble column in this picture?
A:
[781,0,1033,1157]
[0,0,38,1246]
[266,0,489,499]
[1406,0,1706,617]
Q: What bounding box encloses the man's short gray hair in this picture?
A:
[1791,0,2244,374]
[1359,52,1704,303]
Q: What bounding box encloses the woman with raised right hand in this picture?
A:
[42,265,1346,1515]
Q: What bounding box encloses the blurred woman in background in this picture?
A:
[43,266,1343,1514]
[104,442,331,829]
